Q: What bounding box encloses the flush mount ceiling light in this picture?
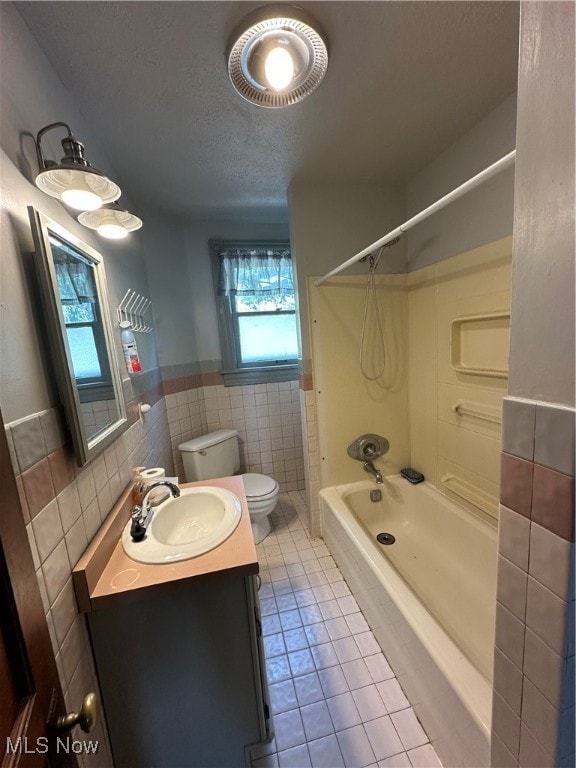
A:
[227,5,328,108]
[35,122,121,211]
[78,203,143,240]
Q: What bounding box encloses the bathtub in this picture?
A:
[320,477,498,768]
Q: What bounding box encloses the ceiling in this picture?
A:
[16,1,520,223]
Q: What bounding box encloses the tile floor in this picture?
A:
[250,492,442,768]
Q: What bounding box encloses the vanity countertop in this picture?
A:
[72,476,258,612]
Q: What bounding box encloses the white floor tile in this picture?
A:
[307,571,329,588]
[330,580,352,598]
[336,724,377,768]
[263,614,282,636]
[355,631,382,657]
[407,744,442,767]
[276,593,297,612]
[266,654,292,683]
[378,752,412,767]
[304,621,331,647]
[346,611,371,635]
[273,708,306,751]
[295,588,317,607]
[288,648,316,677]
[364,715,404,761]
[337,595,360,615]
[284,627,309,652]
[326,691,362,731]
[333,636,362,664]
[307,734,345,768]
[352,685,388,723]
[253,752,279,768]
[277,743,312,768]
[300,605,323,625]
[364,653,395,683]
[264,632,286,658]
[311,642,340,671]
[376,679,409,714]
[269,679,298,714]
[280,609,303,631]
[390,709,428,751]
[317,665,349,698]
[319,599,343,620]
[294,672,325,706]
[341,658,373,690]
[300,700,335,741]
[325,617,351,641]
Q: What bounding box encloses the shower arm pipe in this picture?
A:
[314,149,516,286]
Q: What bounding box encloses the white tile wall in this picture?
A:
[166,381,306,492]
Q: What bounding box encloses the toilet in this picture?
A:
[178,429,278,544]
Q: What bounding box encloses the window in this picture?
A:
[211,241,299,386]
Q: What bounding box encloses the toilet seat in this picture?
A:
[241,473,278,501]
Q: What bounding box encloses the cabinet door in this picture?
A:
[88,577,267,767]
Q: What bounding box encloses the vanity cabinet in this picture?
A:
[72,476,270,768]
[88,574,269,767]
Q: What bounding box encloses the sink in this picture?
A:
[121,486,242,564]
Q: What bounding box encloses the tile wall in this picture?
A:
[165,379,306,493]
[492,397,575,768]
[4,394,171,767]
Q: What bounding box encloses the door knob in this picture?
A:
[51,692,100,734]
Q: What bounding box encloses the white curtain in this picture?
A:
[217,247,293,296]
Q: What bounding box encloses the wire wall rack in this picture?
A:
[117,289,153,333]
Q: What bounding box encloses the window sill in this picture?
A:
[221,365,298,387]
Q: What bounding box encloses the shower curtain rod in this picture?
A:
[314,149,516,286]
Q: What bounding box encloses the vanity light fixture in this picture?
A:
[78,203,143,240]
[34,122,121,211]
[227,5,328,108]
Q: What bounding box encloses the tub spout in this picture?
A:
[363,460,383,484]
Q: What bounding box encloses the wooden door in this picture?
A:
[0,408,74,767]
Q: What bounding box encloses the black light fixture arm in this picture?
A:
[35,121,93,172]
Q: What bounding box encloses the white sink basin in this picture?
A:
[122,486,242,564]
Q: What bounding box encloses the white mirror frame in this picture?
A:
[28,206,128,466]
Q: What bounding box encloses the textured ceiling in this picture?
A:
[16,1,519,222]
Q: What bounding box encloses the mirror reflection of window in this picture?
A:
[49,235,119,441]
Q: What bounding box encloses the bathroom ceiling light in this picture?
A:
[78,203,143,240]
[227,5,328,108]
[35,122,121,211]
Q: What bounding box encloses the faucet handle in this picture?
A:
[347,434,390,462]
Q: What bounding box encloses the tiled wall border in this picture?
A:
[492,397,575,768]
[4,378,171,768]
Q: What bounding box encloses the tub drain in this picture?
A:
[377,532,396,545]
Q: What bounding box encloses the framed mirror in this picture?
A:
[28,206,128,466]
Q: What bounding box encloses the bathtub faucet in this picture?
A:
[363,461,383,484]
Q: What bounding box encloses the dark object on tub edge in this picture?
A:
[400,468,425,484]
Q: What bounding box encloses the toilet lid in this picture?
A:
[242,473,278,499]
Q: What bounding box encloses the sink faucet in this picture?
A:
[363,460,383,484]
[130,481,180,542]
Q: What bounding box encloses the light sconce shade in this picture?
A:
[78,203,143,240]
[227,5,328,108]
[35,122,121,211]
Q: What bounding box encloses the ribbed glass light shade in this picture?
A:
[35,167,121,211]
[78,205,143,240]
[227,6,328,108]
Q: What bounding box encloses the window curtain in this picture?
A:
[217,247,293,296]
[54,260,97,305]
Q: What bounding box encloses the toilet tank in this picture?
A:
[178,429,240,482]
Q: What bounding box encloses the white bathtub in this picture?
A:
[320,477,498,768]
